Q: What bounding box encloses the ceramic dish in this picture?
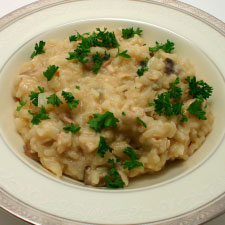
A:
[0,0,225,224]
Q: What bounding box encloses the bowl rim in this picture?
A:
[0,0,225,224]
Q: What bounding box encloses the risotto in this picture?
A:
[13,27,213,188]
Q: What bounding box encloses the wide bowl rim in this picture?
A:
[0,0,225,225]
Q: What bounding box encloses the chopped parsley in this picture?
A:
[104,167,125,188]
[122,111,126,116]
[46,94,63,107]
[116,49,131,58]
[88,111,119,133]
[103,51,110,61]
[97,136,113,158]
[63,123,81,133]
[92,52,103,74]
[185,76,213,99]
[16,100,27,111]
[149,40,175,53]
[168,77,182,99]
[67,28,119,64]
[29,86,44,106]
[28,106,49,125]
[61,91,79,110]
[122,27,143,39]
[30,41,46,59]
[136,117,147,128]
[149,78,184,118]
[123,147,143,171]
[187,97,207,120]
[137,58,149,76]
[75,85,80,90]
[69,32,89,42]
[43,65,59,81]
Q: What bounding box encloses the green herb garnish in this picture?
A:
[122,112,126,116]
[149,40,174,53]
[137,58,149,76]
[93,52,103,74]
[75,85,80,90]
[16,100,27,111]
[29,106,49,125]
[185,76,213,99]
[122,27,143,39]
[187,97,207,120]
[63,123,81,133]
[88,111,119,133]
[136,117,147,128]
[61,91,79,110]
[29,86,44,106]
[104,167,125,188]
[97,136,113,158]
[30,41,46,59]
[168,77,182,99]
[43,65,59,81]
[46,94,63,107]
[123,147,143,171]
[116,49,131,58]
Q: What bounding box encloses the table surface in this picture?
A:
[0,0,225,224]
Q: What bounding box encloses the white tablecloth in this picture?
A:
[0,0,224,224]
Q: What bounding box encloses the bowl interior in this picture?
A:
[0,19,224,190]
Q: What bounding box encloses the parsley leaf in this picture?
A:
[67,28,119,64]
[137,58,149,76]
[123,147,143,171]
[93,52,103,74]
[168,78,182,99]
[136,117,147,128]
[122,111,126,116]
[149,40,175,53]
[29,86,44,106]
[122,27,143,39]
[61,91,79,110]
[43,65,59,81]
[185,76,213,99]
[104,167,125,188]
[63,123,80,133]
[46,94,63,106]
[69,32,89,42]
[29,106,49,125]
[16,100,27,111]
[75,85,80,90]
[116,49,131,58]
[103,51,110,61]
[30,41,46,59]
[97,136,113,158]
[181,113,188,122]
[187,97,207,120]
[88,111,119,132]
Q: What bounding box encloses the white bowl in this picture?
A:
[0,0,225,224]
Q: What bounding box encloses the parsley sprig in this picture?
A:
[122,27,143,39]
[47,94,63,107]
[61,91,79,110]
[97,136,113,158]
[63,123,81,133]
[92,52,103,74]
[43,65,59,81]
[88,111,119,133]
[149,40,174,53]
[29,86,44,106]
[28,106,49,125]
[123,147,143,171]
[116,49,131,58]
[187,97,206,120]
[30,41,46,59]
[137,58,149,76]
[185,76,213,99]
[104,167,125,189]
[16,100,27,111]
